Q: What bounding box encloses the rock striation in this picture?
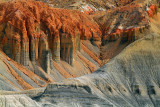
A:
[0,95,41,107]
[0,50,50,91]
[35,13,160,107]
[92,4,150,43]
[0,0,103,81]
[0,0,160,107]
[0,0,101,67]
[90,1,158,63]
[0,0,158,84]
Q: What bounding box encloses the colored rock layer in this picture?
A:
[0,50,50,90]
[34,13,160,107]
[0,0,158,89]
[105,4,158,42]
[92,4,150,43]
[0,0,101,68]
[1,0,160,106]
[147,5,158,17]
[41,0,134,9]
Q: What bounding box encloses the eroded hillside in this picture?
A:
[35,12,160,107]
[0,0,160,107]
[0,0,158,90]
[0,0,103,87]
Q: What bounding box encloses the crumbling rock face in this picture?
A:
[36,0,158,65]
[0,50,50,91]
[0,0,158,82]
[39,0,135,10]
[90,2,158,62]
[34,80,112,106]
[93,4,150,42]
[1,0,160,107]
[38,0,157,44]
[0,0,101,77]
[101,0,135,8]
[35,15,160,107]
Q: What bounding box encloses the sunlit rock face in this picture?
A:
[0,0,103,81]
[91,1,158,63]
[37,0,158,64]
[0,50,50,91]
[40,0,158,65]
[35,15,160,107]
[0,0,157,81]
[0,0,101,65]
[0,0,160,107]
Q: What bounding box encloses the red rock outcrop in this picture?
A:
[0,0,159,91]
[104,4,158,42]
[0,0,158,83]
[147,5,158,17]
[92,3,150,44]
[90,1,157,63]
[0,0,101,69]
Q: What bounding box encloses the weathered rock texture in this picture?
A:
[40,0,135,10]
[0,0,101,64]
[0,0,160,107]
[40,0,158,64]
[92,4,149,42]
[0,0,158,86]
[0,50,50,91]
[34,13,160,107]
[0,95,41,107]
[91,1,158,63]
[0,0,103,81]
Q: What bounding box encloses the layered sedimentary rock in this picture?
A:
[0,50,51,91]
[0,0,101,65]
[36,81,112,107]
[0,0,158,84]
[40,0,158,65]
[90,2,158,63]
[39,0,158,44]
[34,13,160,107]
[40,0,135,10]
[92,4,150,42]
[0,95,41,107]
[0,0,160,107]
[0,0,102,81]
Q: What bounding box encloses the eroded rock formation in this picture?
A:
[0,0,158,83]
[92,4,149,42]
[0,50,51,91]
[34,13,160,107]
[0,0,101,66]
[0,0,160,107]
[0,0,102,80]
